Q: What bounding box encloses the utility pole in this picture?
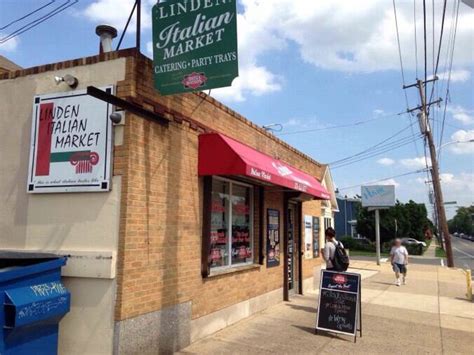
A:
[404,78,454,267]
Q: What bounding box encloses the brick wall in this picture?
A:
[112,53,328,321]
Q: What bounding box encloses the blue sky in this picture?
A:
[1,0,473,218]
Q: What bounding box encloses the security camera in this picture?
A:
[109,112,123,124]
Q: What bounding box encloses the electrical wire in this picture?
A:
[423,0,428,100]
[0,0,56,31]
[337,169,429,191]
[413,0,418,79]
[328,123,416,166]
[427,0,448,108]
[438,0,461,163]
[392,0,411,112]
[277,112,401,137]
[0,1,78,44]
[331,135,422,170]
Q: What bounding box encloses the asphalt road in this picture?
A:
[451,236,474,275]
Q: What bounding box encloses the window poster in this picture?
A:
[304,215,313,259]
[313,216,320,257]
[266,209,280,268]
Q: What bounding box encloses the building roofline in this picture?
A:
[0,48,325,171]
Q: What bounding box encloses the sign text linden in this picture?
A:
[152,0,238,95]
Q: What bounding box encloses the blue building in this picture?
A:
[334,194,361,238]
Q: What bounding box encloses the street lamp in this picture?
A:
[438,139,474,150]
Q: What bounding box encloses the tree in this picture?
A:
[448,206,474,235]
[356,200,432,242]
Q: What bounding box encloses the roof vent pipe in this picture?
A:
[95,25,118,53]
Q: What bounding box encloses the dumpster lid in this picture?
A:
[0,251,59,260]
[0,251,66,270]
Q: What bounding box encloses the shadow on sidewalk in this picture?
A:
[292,325,354,343]
[286,303,317,313]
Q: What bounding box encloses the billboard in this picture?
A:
[152,0,238,95]
[361,185,395,208]
[27,87,113,193]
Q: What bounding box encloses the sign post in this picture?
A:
[315,270,362,342]
[152,0,239,95]
[375,209,381,265]
[362,185,396,265]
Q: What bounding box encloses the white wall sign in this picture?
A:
[304,215,313,259]
[27,87,113,193]
[361,185,395,208]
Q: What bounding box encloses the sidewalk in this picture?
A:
[178,261,473,354]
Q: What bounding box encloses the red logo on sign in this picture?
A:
[182,72,207,89]
[332,274,347,284]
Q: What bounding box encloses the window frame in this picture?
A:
[209,176,255,273]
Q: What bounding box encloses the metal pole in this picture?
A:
[136,0,141,51]
[417,80,454,267]
[375,209,381,266]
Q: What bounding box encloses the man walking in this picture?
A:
[390,238,409,286]
[322,227,347,271]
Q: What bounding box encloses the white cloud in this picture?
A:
[440,173,474,204]
[435,69,471,83]
[377,157,395,166]
[83,0,154,32]
[212,65,281,102]
[0,35,19,53]
[448,130,474,154]
[400,156,431,169]
[84,0,474,101]
[379,178,400,188]
[146,41,153,58]
[447,106,474,125]
[232,0,473,73]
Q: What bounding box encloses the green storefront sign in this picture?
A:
[152,0,238,96]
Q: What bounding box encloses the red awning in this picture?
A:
[198,133,330,200]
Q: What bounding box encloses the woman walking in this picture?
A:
[390,238,409,286]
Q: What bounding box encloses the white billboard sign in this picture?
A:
[361,185,395,208]
[27,87,113,193]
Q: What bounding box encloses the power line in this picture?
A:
[392,0,411,112]
[423,0,428,100]
[338,169,429,191]
[439,0,461,161]
[277,112,400,137]
[428,0,448,107]
[331,135,422,170]
[0,0,56,31]
[328,122,418,166]
[0,1,78,44]
[413,0,419,78]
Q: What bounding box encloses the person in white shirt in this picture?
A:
[321,227,343,271]
[390,238,409,286]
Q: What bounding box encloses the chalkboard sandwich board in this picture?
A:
[316,270,362,342]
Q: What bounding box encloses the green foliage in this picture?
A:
[356,200,432,244]
[448,206,474,235]
[435,247,447,258]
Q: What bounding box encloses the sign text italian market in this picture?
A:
[152,0,238,95]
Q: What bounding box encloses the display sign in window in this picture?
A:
[209,178,253,269]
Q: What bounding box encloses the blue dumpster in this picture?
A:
[0,252,70,355]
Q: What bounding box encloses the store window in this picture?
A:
[209,178,253,269]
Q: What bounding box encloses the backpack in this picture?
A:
[331,241,350,271]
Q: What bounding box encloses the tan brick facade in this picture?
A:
[0,49,332,338]
[112,52,328,322]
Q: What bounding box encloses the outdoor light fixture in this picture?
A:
[54,74,79,89]
[109,111,124,124]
